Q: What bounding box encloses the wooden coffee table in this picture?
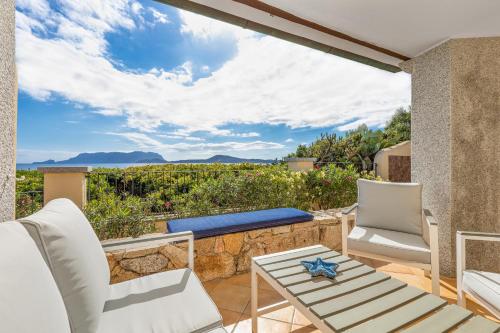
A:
[251,245,499,333]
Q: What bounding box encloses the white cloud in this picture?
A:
[16,1,410,142]
[178,9,252,40]
[157,134,205,142]
[148,7,169,24]
[285,138,294,143]
[131,2,143,15]
[106,132,164,148]
[107,131,283,155]
[16,0,50,18]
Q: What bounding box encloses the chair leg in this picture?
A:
[341,215,349,256]
[429,224,440,296]
[251,262,258,333]
[431,266,440,296]
[457,289,466,307]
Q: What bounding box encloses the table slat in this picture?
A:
[310,278,406,318]
[255,246,330,266]
[262,251,345,272]
[278,264,373,287]
[269,257,361,279]
[298,272,390,305]
[345,294,446,333]
[324,286,426,331]
[401,304,473,333]
[454,316,500,333]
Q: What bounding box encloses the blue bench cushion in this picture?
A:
[167,208,314,239]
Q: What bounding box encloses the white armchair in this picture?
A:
[456,231,500,319]
[17,198,226,333]
[341,179,440,295]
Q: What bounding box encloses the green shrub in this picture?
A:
[85,192,155,240]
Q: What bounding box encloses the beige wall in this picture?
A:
[285,158,316,172]
[405,37,500,275]
[0,0,17,222]
[374,141,411,180]
[40,167,91,209]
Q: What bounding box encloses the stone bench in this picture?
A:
[105,209,347,283]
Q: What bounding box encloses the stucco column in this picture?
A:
[0,0,17,222]
[38,167,92,210]
[284,158,316,171]
[402,37,500,276]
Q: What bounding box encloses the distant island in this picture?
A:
[32,152,276,164]
[33,151,166,164]
[170,155,276,164]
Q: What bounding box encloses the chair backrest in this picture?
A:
[0,221,71,333]
[356,179,423,235]
[20,199,110,333]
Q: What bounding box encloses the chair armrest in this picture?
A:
[101,231,195,270]
[342,203,358,215]
[456,230,500,303]
[423,209,437,226]
[456,230,500,242]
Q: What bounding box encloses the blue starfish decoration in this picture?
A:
[301,258,339,279]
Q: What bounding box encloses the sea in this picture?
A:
[16,163,169,171]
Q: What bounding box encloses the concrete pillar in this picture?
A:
[403,37,500,275]
[38,167,92,210]
[284,158,316,172]
[0,0,17,222]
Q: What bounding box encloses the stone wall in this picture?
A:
[105,210,343,284]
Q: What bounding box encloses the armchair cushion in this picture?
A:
[97,269,224,333]
[19,199,110,333]
[0,222,70,333]
[347,226,431,264]
[357,179,423,235]
[462,270,500,314]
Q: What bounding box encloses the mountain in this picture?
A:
[32,152,275,165]
[34,151,167,164]
[169,155,276,164]
[33,159,56,165]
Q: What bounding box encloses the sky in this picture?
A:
[15,0,411,163]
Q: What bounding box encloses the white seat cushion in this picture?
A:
[19,199,110,333]
[0,222,70,333]
[463,270,500,314]
[357,179,423,235]
[98,269,223,333]
[348,226,431,264]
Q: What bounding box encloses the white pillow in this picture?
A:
[356,179,423,235]
[0,221,70,333]
[20,199,110,333]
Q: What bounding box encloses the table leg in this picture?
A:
[251,261,258,333]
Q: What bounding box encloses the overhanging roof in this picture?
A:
[157,0,500,73]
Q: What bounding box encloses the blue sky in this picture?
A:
[15,0,410,163]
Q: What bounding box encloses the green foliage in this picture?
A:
[172,164,378,218]
[15,170,44,218]
[384,107,411,144]
[85,192,155,239]
[288,107,411,171]
[305,164,376,209]
[172,166,310,217]
[17,160,380,241]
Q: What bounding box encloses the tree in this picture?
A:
[288,106,411,171]
[384,106,411,145]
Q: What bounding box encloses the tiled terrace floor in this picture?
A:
[202,257,499,333]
